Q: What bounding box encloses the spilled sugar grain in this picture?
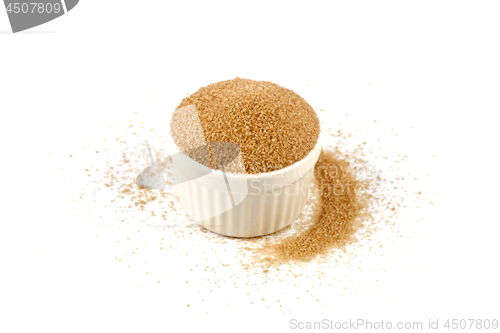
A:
[76,109,422,312]
[98,124,384,248]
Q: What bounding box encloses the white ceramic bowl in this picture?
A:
[174,138,322,238]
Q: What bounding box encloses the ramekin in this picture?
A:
[174,137,322,238]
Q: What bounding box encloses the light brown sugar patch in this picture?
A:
[177,78,320,174]
[247,147,371,265]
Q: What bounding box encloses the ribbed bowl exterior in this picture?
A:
[177,169,314,237]
[175,139,322,238]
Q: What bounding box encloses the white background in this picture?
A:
[1,1,499,332]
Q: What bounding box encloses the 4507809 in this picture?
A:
[6,2,62,14]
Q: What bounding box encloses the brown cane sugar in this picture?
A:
[177,78,320,174]
[83,86,420,311]
[174,79,368,262]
